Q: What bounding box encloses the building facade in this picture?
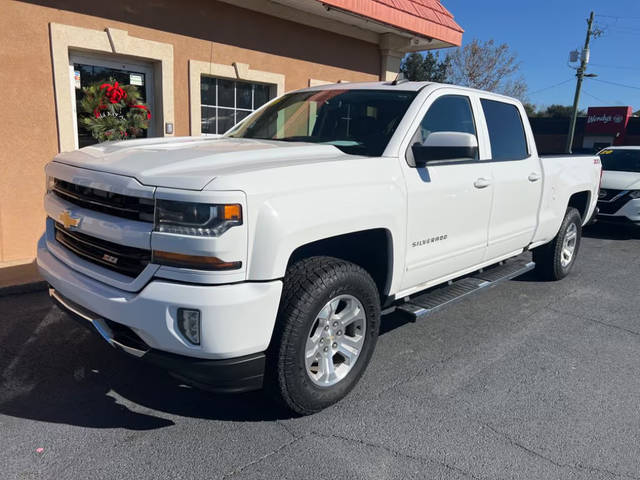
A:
[531,107,640,155]
[0,0,462,287]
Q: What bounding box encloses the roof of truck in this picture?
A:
[299,81,522,103]
[301,81,433,92]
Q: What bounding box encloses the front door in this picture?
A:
[479,98,542,259]
[401,92,493,292]
[69,53,155,149]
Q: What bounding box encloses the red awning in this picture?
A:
[318,0,463,46]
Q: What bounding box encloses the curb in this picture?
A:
[0,281,48,298]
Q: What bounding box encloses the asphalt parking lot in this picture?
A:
[2,223,640,480]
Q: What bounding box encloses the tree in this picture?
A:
[634,109,640,117]
[537,104,586,118]
[399,52,449,82]
[446,39,527,100]
[523,103,538,117]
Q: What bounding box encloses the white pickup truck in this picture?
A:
[37,81,601,414]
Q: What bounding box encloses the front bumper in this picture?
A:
[597,197,640,225]
[50,288,266,392]
[37,234,283,391]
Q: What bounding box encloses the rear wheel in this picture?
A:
[267,256,380,415]
[533,207,582,280]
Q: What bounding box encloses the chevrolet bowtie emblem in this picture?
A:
[58,210,81,229]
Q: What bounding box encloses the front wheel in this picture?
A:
[533,207,582,281]
[267,257,380,415]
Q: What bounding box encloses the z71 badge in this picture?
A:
[102,253,119,265]
[412,235,448,247]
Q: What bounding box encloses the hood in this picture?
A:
[53,136,349,190]
[601,170,640,191]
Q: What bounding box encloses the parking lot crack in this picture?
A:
[549,307,640,338]
[483,423,640,480]
[483,423,566,469]
[312,431,489,480]
[372,350,460,401]
[221,434,306,479]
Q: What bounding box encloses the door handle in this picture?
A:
[528,172,541,182]
[474,178,492,189]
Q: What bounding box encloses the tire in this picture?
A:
[266,256,380,415]
[533,207,582,281]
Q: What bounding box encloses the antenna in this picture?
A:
[391,72,408,86]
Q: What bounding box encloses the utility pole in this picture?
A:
[566,11,595,153]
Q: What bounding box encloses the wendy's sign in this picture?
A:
[585,106,632,136]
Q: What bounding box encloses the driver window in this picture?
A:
[412,95,478,160]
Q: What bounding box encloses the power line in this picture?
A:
[590,63,640,71]
[582,89,608,104]
[589,78,640,91]
[595,14,640,20]
[529,78,574,95]
[598,26,640,34]
[602,31,640,37]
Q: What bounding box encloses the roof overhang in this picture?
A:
[218,0,463,52]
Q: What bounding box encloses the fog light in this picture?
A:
[178,308,201,345]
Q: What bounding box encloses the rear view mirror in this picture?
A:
[412,131,478,166]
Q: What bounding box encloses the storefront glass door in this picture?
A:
[69,54,155,148]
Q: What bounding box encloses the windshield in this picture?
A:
[599,149,640,173]
[226,89,417,156]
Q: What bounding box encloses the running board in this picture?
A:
[397,258,535,321]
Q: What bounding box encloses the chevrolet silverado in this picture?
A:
[37,81,602,414]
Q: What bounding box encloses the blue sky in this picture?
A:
[440,0,640,111]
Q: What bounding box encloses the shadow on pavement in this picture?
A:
[0,293,295,430]
[0,261,554,431]
[583,222,640,240]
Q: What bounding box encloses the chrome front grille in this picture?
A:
[52,178,154,222]
[54,222,150,277]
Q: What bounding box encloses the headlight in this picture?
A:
[629,190,640,199]
[154,200,242,237]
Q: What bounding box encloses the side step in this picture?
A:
[397,257,535,321]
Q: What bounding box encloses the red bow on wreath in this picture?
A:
[131,104,152,120]
[100,81,127,104]
[93,103,107,119]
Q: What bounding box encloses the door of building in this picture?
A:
[69,53,155,149]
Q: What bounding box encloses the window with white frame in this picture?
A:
[201,76,275,134]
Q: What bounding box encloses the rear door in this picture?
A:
[480,98,543,259]
[400,90,493,291]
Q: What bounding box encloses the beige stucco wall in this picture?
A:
[0,0,381,279]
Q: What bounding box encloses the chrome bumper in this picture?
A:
[49,288,147,358]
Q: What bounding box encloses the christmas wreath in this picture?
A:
[79,79,152,142]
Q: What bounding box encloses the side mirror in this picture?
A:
[412,131,478,167]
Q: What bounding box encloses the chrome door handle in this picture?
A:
[528,172,541,182]
[474,178,491,189]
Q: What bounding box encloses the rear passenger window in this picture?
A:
[480,99,528,160]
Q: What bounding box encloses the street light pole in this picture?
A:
[566,11,595,154]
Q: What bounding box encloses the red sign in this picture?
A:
[584,106,632,137]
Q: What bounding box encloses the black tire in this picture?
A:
[533,207,582,281]
[266,256,380,415]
